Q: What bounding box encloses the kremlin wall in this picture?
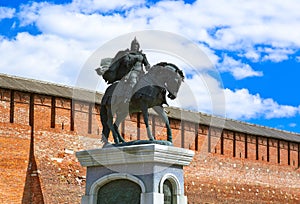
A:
[0,73,299,203]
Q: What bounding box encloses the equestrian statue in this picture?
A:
[96,38,184,146]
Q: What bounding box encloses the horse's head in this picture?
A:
[153,62,184,100]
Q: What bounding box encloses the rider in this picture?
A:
[123,37,150,103]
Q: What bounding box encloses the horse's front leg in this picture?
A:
[141,104,155,141]
[100,105,110,143]
[153,106,172,143]
[106,107,121,144]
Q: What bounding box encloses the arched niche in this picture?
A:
[89,173,146,204]
[159,173,181,204]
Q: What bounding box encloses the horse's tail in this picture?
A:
[99,82,118,142]
[100,104,107,127]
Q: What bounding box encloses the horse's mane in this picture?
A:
[150,62,184,80]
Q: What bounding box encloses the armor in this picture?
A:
[97,37,150,102]
[123,37,150,102]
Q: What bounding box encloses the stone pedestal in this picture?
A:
[76,144,194,204]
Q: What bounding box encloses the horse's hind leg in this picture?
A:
[153,106,172,142]
[141,104,155,141]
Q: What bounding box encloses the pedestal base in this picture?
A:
[76,144,194,204]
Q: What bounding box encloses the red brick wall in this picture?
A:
[182,121,197,149]
[269,138,278,164]
[55,98,72,131]
[197,125,209,153]
[258,137,268,162]
[170,118,182,147]
[280,141,289,166]
[34,95,52,130]
[211,128,222,154]
[124,114,139,140]
[185,152,300,203]
[247,135,257,160]
[14,91,30,125]
[236,133,246,159]
[0,89,10,123]
[290,143,299,167]
[0,124,30,203]
[224,131,234,156]
[0,87,300,203]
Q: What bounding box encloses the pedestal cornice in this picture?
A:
[76,144,194,167]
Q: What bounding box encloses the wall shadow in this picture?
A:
[22,125,44,204]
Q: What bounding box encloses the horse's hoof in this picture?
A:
[103,142,113,148]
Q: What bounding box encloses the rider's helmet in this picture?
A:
[130,37,140,51]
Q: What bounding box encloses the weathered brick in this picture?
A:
[0,87,299,203]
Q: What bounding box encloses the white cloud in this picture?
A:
[0,32,90,85]
[0,0,300,122]
[242,49,260,62]
[16,0,300,63]
[195,0,300,47]
[18,2,149,47]
[260,47,294,62]
[170,74,300,121]
[218,55,263,79]
[18,2,47,26]
[224,88,300,120]
[0,7,15,20]
[289,123,297,128]
[70,0,145,13]
[173,73,226,116]
[264,102,300,119]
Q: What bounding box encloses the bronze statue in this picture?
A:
[96,38,184,145]
[123,37,151,102]
[97,37,150,103]
[99,62,184,145]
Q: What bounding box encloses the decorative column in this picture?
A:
[76,144,194,204]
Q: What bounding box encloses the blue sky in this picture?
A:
[1,0,300,133]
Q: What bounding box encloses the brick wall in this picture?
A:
[0,87,300,203]
[185,152,300,203]
[0,124,30,203]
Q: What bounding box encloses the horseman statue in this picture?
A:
[96,37,184,146]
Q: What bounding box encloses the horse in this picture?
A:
[100,62,184,144]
